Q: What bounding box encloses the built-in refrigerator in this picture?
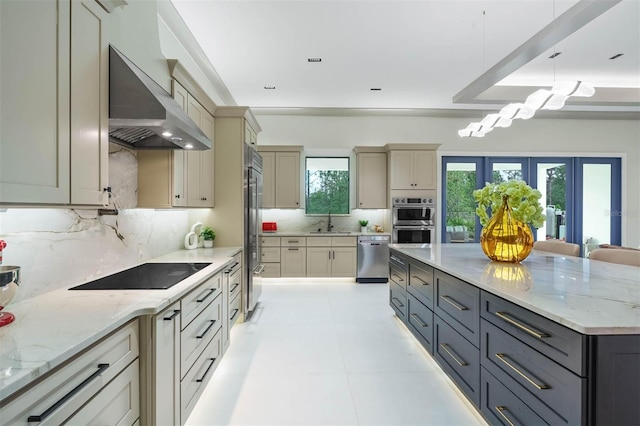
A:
[244,144,264,317]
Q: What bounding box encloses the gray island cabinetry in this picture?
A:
[389,245,640,425]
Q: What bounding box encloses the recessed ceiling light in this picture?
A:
[609,53,624,60]
[264,86,276,90]
[307,58,322,63]
[370,88,382,91]
[548,52,562,58]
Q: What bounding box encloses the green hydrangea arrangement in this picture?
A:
[472,180,545,228]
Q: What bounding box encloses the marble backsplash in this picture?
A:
[0,145,194,303]
[261,208,389,233]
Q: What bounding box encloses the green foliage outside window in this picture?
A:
[305,157,349,215]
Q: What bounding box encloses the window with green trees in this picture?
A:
[305,157,350,215]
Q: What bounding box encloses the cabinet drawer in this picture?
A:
[262,262,281,278]
[227,266,242,303]
[181,293,222,379]
[181,272,221,330]
[67,359,140,426]
[389,252,408,289]
[481,318,586,424]
[181,329,222,423]
[481,291,586,376]
[480,367,548,426]
[0,320,139,425]
[307,236,332,246]
[281,237,306,247]
[407,261,434,309]
[389,280,407,323]
[435,270,480,347]
[261,247,281,262]
[229,291,242,328]
[331,236,357,247]
[434,316,480,406]
[407,294,434,353]
[261,236,280,246]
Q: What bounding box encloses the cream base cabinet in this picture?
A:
[306,237,357,277]
[0,0,108,206]
[306,247,333,277]
[389,150,436,190]
[356,151,387,209]
[281,238,307,277]
[331,247,357,277]
[151,302,181,426]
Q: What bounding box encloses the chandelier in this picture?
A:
[458,80,596,137]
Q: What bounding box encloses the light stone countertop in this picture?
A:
[390,243,640,336]
[0,246,242,401]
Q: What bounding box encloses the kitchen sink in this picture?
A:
[309,231,352,234]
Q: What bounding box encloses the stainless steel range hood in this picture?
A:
[109,45,212,150]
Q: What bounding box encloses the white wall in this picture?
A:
[255,113,640,247]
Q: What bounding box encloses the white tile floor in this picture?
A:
[186,278,487,426]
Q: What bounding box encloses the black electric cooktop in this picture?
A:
[69,262,211,290]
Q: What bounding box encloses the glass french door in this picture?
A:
[442,158,483,243]
[530,158,574,243]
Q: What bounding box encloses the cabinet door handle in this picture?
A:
[410,313,428,328]
[196,358,217,383]
[197,288,217,303]
[495,353,549,390]
[439,343,467,366]
[411,275,429,285]
[163,309,181,321]
[230,283,240,293]
[230,308,239,321]
[197,320,217,339]
[391,297,404,308]
[494,406,517,426]
[27,363,110,422]
[440,295,467,311]
[495,311,549,339]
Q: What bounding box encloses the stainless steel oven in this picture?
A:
[393,226,435,244]
[392,197,435,226]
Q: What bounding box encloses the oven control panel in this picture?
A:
[393,197,434,206]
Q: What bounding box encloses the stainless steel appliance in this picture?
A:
[244,145,264,317]
[392,197,435,243]
[356,235,390,283]
[392,197,435,226]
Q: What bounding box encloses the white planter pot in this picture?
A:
[361,226,367,233]
[203,240,213,248]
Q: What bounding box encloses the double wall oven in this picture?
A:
[392,197,435,244]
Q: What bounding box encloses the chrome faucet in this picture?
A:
[327,212,334,232]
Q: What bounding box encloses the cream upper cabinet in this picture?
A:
[356,151,387,208]
[0,0,108,206]
[389,150,436,190]
[259,147,302,209]
[245,121,257,145]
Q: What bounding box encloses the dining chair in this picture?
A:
[533,240,581,257]
[588,248,640,267]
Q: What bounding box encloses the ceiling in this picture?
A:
[169,0,639,116]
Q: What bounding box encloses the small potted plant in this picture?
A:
[359,219,369,233]
[200,226,216,248]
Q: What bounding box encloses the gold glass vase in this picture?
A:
[480,195,534,263]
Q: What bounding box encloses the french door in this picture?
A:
[442,156,621,253]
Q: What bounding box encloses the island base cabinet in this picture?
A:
[480,367,548,426]
[591,335,640,426]
[407,294,434,353]
[434,316,480,407]
[389,280,407,323]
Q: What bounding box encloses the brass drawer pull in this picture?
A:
[410,313,428,328]
[495,311,549,339]
[391,273,405,282]
[495,353,549,390]
[411,275,429,285]
[495,406,517,426]
[440,295,467,311]
[439,343,467,366]
[391,297,405,308]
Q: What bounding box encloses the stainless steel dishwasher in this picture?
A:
[356,235,390,283]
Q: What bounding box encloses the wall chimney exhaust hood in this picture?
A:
[109,45,212,150]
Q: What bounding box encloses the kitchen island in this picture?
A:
[0,247,241,425]
[389,243,639,425]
